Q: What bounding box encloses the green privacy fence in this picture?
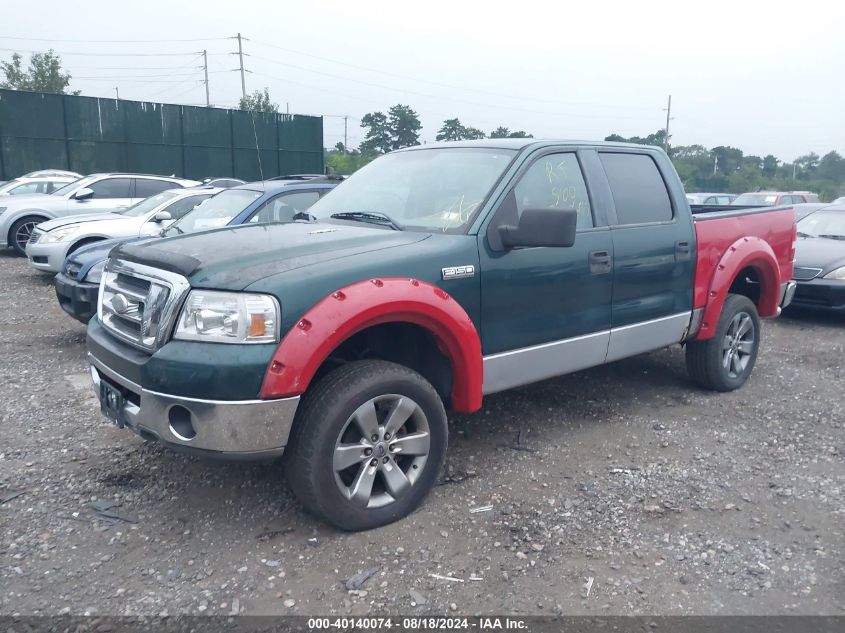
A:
[0,89,324,181]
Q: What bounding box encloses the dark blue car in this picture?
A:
[55,179,339,323]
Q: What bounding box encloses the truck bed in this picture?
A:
[691,205,796,339]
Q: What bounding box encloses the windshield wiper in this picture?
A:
[796,231,813,238]
[818,234,845,241]
[330,211,402,230]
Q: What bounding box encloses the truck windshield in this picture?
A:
[119,190,180,217]
[307,147,517,232]
[162,188,262,235]
[797,211,845,240]
[732,193,778,206]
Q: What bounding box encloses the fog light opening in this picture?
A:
[168,405,196,441]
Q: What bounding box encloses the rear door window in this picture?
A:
[88,178,131,199]
[599,153,673,224]
[135,178,178,198]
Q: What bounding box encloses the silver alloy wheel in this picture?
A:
[722,311,755,378]
[333,394,431,509]
[15,221,37,252]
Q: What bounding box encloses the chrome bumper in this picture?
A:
[88,353,299,458]
[779,280,797,312]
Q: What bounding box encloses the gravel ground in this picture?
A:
[1,250,843,617]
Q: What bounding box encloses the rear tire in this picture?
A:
[686,293,760,392]
[9,216,45,256]
[284,360,447,531]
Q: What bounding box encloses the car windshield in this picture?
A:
[162,188,262,236]
[119,190,181,217]
[797,211,845,240]
[731,193,778,206]
[51,176,92,197]
[306,147,517,232]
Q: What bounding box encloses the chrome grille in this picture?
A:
[793,267,823,281]
[28,229,43,244]
[98,258,189,352]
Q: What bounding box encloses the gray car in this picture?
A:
[25,187,221,273]
[0,173,199,255]
[686,192,737,205]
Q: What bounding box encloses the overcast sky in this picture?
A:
[3,0,843,161]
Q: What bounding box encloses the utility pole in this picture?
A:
[663,94,672,152]
[114,86,119,99]
[202,50,210,107]
[343,115,348,153]
[237,32,246,100]
[286,102,290,114]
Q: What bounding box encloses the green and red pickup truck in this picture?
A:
[86,140,797,530]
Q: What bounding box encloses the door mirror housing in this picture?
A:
[72,187,94,201]
[498,208,578,249]
[153,210,172,222]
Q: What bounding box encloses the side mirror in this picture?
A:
[153,210,172,222]
[498,208,578,249]
[72,187,94,201]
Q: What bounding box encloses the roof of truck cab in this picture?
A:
[393,139,665,152]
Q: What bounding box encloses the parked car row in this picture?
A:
[686,190,821,207]
[5,146,840,531]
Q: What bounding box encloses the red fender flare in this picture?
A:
[259,278,484,413]
[695,236,782,340]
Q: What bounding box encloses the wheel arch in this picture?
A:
[6,210,52,244]
[695,236,781,340]
[259,278,483,412]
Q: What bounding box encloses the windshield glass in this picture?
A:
[162,188,262,236]
[732,193,778,206]
[797,211,845,240]
[51,176,92,197]
[307,148,517,232]
[119,190,180,217]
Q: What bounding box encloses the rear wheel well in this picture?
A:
[729,266,762,306]
[312,322,454,406]
[7,214,48,245]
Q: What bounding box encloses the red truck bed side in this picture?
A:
[692,207,796,340]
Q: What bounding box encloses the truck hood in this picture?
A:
[113,222,430,290]
[795,236,845,274]
[38,212,126,232]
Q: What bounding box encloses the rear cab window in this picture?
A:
[598,153,673,225]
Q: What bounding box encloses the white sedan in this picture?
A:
[25,187,220,273]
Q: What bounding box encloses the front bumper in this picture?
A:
[26,240,70,272]
[791,278,845,312]
[54,272,98,323]
[88,353,300,459]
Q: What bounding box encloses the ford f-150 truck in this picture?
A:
[86,140,797,531]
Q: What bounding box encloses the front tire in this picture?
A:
[284,360,448,531]
[9,216,44,256]
[686,293,761,392]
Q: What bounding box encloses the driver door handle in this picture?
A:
[589,250,612,274]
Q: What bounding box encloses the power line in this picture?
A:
[248,55,657,121]
[0,34,229,43]
[247,37,656,112]
[0,46,200,57]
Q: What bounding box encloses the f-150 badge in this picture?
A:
[442,265,475,280]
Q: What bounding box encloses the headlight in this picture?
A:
[85,260,106,284]
[824,266,845,280]
[41,225,81,243]
[174,290,279,344]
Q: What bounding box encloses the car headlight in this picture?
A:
[824,266,845,280]
[41,225,81,243]
[174,290,279,343]
[85,260,106,284]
